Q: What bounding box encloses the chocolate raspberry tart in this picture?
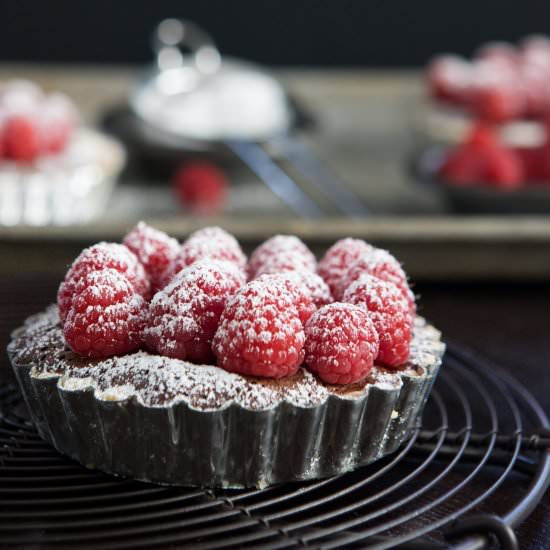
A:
[9,225,445,488]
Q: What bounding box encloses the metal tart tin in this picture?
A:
[8,311,444,488]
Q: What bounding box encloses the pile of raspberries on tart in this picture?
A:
[58,223,416,386]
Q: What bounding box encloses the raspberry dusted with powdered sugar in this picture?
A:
[144,260,245,363]
[343,274,413,367]
[161,227,246,288]
[304,303,379,385]
[212,277,306,378]
[256,273,316,326]
[63,269,146,358]
[277,271,332,310]
[346,249,416,315]
[317,238,375,300]
[123,222,180,292]
[57,243,150,321]
[247,235,316,279]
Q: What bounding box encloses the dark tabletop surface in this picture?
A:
[1,275,549,549]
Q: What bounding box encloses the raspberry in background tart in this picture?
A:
[0,79,125,226]
[9,224,445,488]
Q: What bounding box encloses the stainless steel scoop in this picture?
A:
[130,19,369,218]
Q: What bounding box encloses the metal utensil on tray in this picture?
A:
[129,19,368,218]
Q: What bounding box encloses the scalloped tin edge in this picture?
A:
[9,340,444,489]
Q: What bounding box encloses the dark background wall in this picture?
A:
[0,1,549,66]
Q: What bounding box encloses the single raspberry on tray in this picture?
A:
[162,226,246,288]
[123,222,180,292]
[304,303,379,385]
[212,277,306,378]
[247,235,316,279]
[57,242,150,321]
[343,274,413,367]
[346,248,416,315]
[144,260,245,363]
[317,238,375,300]
[173,161,228,215]
[63,269,146,358]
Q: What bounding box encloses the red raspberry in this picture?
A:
[466,123,500,150]
[426,55,473,104]
[438,123,523,188]
[317,238,375,300]
[58,243,150,321]
[343,275,413,367]
[3,115,41,162]
[212,278,306,378]
[304,303,379,385]
[174,161,227,215]
[514,146,546,181]
[483,147,523,189]
[277,271,332,309]
[475,42,520,67]
[438,145,484,185]
[63,269,146,358]
[256,273,316,325]
[163,227,246,287]
[39,93,77,153]
[248,235,316,279]
[144,260,245,363]
[123,222,180,292]
[346,249,416,315]
[470,84,525,123]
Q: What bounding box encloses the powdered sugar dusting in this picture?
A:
[57,241,150,320]
[248,235,317,279]
[10,306,443,412]
[277,271,332,309]
[144,260,245,362]
[317,238,375,300]
[123,222,180,290]
[212,277,306,378]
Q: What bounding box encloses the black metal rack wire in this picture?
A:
[1,342,549,550]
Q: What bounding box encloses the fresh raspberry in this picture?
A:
[174,161,227,215]
[144,260,245,363]
[470,83,524,123]
[317,238,375,300]
[466,123,500,150]
[212,278,306,378]
[438,145,484,185]
[162,226,246,287]
[438,123,523,188]
[514,146,546,181]
[3,115,41,162]
[63,269,146,358]
[475,42,520,67]
[304,303,379,385]
[277,271,332,309]
[123,222,180,292]
[38,92,77,153]
[248,235,316,279]
[346,249,416,315]
[256,274,316,325]
[58,242,150,321]
[426,55,473,104]
[483,147,524,189]
[343,275,413,367]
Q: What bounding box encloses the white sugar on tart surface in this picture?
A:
[11,306,443,412]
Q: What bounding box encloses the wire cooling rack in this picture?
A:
[1,343,549,549]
